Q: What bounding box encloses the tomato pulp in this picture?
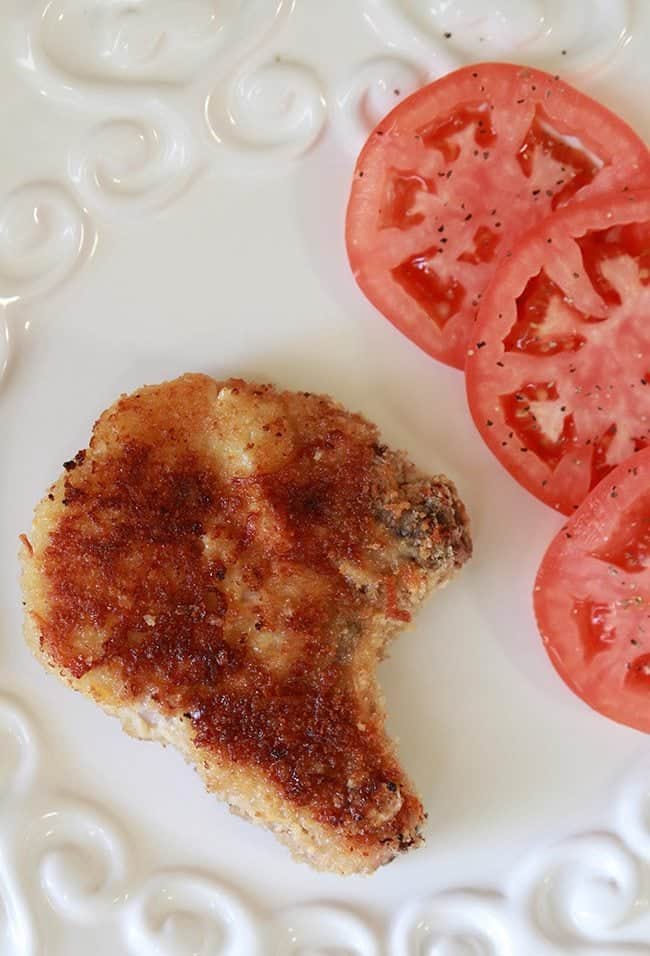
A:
[535,445,650,733]
[346,63,650,369]
[466,189,650,514]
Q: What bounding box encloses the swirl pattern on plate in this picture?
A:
[22,0,237,86]
[205,57,327,168]
[526,833,641,941]
[27,799,131,923]
[0,182,93,385]
[0,181,92,305]
[0,697,40,956]
[2,686,650,953]
[366,0,632,76]
[3,0,650,951]
[333,56,427,156]
[69,110,199,218]
[269,903,380,955]
[5,0,324,372]
[391,891,514,956]
[0,320,10,386]
[124,869,261,956]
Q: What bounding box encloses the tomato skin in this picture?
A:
[466,188,650,516]
[346,62,650,370]
[534,445,650,733]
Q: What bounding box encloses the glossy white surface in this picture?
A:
[2,1,650,952]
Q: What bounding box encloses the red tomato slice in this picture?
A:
[535,446,650,733]
[346,63,650,369]
[466,188,650,515]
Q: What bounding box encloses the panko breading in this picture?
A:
[20,374,471,874]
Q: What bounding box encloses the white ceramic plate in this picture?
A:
[3,2,650,953]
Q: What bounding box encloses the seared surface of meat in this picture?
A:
[21,374,471,873]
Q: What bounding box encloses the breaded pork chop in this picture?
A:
[21,374,471,874]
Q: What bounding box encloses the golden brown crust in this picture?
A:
[21,373,471,873]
